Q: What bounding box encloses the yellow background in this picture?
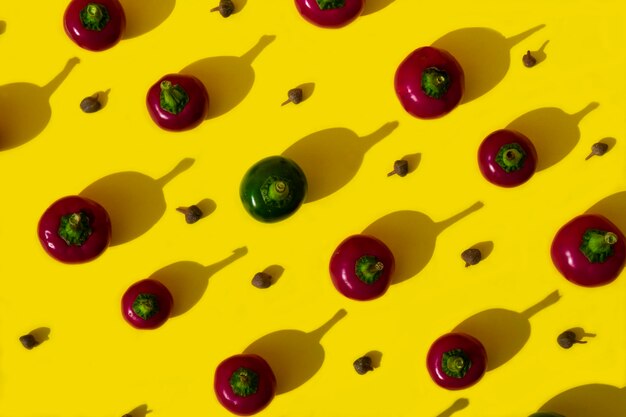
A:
[1,1,625,416]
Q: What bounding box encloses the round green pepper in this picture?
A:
[240,156,307,223]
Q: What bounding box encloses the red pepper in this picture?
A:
[63,0,126,51]
[38,195,111,263]
[294,0,364,28]
[121,279,173,329]
[426,332,487,390]
[477,129,538,187]
[551,214,625,287]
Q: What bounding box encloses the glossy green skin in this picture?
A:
[240,156,307,223]
[529,413,565,417]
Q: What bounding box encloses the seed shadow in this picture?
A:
[539,384,626,417]
[454,290,560,371]
[364,350,383,368]
[401,152,422,174]
[80,158,194,246]
[436,398,470,417]
[0,21,6,34]
[262,264,285,285]
[181,35,275,119]
[119,0,175,39]
[525,40,550,66]
[295,82,315,103]
[0,57,79,151]
[586,191,626,233]
[152,247,247,317]
[232,0,248,14]
[432,25,545,104]
[124,404,152,417]
[363,202,484,284]
[361,0,396,16]
[29,327,51,344]
[470,240,494,262]
[244,309,347,395]
[282,121,399,203]
[597,136,617,152]
[567,326,596,341]
[184,198,217,220]
[506,103,599,171]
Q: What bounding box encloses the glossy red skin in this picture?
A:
[426,332,487,390]
[551,214,625,287]
[63,0,126,51]
[329,234,395,301]
[477,129,538,187]
[294,0,364,28]
[214,354,276,416]
[38,195,111,264]
[394,46,464,119]
[146,74,210,132]
[121,279,173,329]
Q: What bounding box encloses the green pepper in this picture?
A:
[240,156,307,223]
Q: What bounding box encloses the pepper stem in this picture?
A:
[315,0,346,10]
[261,176,292,208]
[355,256,384,284]
[580,229,618,263]
[421,67,451,99]
[159,81,190,115]
[441,349,471,378]
[58,211,93,246]
[79,3,110,31]
[495,143,527,172]
[132,293,160,320]
[229,367,259,397]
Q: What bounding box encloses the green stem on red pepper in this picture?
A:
[79,3,110,31]
[132,293,160,320]
[441,349,471,378]
[160,81,190,115]
[355,255,384,284]
[229,367,259,397]
[315,0,345,10]
[58,212,92,246]
[495,143,527,172]
[580,229,618,263]
[421,67,451,99]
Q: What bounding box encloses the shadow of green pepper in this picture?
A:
[81,158,194,246]
[151,247,247,317]
[282,121,399,203]
[181,35,275,119]
[454,290,560,371]
[244,309,347,395]
[539,384,626,417]
[363,202,484,284]
[0,57,78,151]
[506,103,599,171]
[432,25,545,104]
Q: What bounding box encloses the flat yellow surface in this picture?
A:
[1,1,625,416]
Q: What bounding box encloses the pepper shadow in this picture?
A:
[282,121,399,203]
[362,202,484,284]
[539,384,626,417]
[586,191,626,233]
[0,57,79,151]
[80,158,194,246]
[244,309,347,395]
[432,25,545,104]
[361,0,396,16]
[29,327,51,345]
[436,398,470,417]
[151,247,247,317]
[181,35,275,119]
[507,102,599,171]
[124,404,152,417]
[453,290,560,371]
[0,21,6,34]
[119,0,175,39]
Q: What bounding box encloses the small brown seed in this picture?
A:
[461,248,482,267]
[585,142,609,160]
[211,0,235,17]
[252,272,272,289]
[281,88,303,106]
[522,50,537,68]
[80,94,102,113]
[19,334,39,350]
[387,159,409,177]
[557,330,587,349]
[353,356,374,375]
[176,205,203,224]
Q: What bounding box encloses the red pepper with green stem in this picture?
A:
[121,279,173,329]
[63,0,126,51]
[146,74,209,131]
[38,195,111,263]
[426,332,487,390]
[477,129,538,187]
[294,0,364,28]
